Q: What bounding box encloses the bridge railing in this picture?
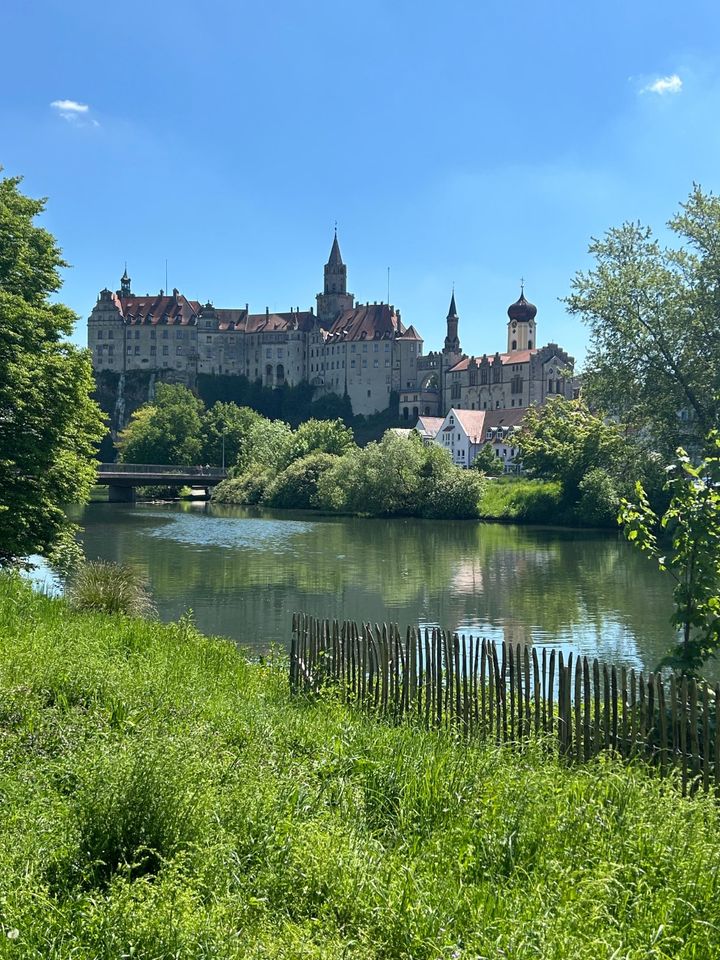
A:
[97,464,228,478]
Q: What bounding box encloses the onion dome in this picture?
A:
[507,288,537,323]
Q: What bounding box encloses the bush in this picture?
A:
[212,470,273,505]
[66,561,155,617]
[264,453,338,510]
[576,467,620,527]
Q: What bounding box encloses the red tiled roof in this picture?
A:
[416,415,444,437]
[244,311,316,333]
[325,303,405,342]
[446,407,526,444]
[117,294,202,325]
[448,349,537,373]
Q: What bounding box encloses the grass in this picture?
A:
[66,560,156,617]
[1,575,719,957]
[478,476,571,524]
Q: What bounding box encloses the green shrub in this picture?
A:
[264,452,338,509]
[212,469,273,505]
[66,561,155,617]
[576,467,620,527]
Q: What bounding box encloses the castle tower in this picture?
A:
[444,291,461,354]
[316,229,354,325]
[507,285,537,352]
[120,265,132,297]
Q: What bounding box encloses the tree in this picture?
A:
[0,174,105,565]
[233,417,294,475]
[471,443,504,476]
[117,384,204,465]
[619,435,720,676]
[517,397,624,502]
[264,452,338,510]
[565,186,720,457]
[287,418,355,464]
[201,403,262,468]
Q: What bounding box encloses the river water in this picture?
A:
[52,502,680,674]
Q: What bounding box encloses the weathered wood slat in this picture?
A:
[289,615,720,796]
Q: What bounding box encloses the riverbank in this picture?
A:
[213,474,612,528]
[1,575,718,957]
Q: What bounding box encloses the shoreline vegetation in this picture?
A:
[2,575,720,957]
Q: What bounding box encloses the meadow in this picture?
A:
[0,575,718,958]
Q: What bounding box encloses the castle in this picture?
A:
[88,233,576,420]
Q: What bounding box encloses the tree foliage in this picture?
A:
[471,443,505,476]
[619,435,720,676]
[517,398,624,500]
[117,384,205,465]
[201,402,262,468]
[566,185,720,456]
[0,174,105,564]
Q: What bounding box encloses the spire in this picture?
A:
[120,264,131,297]
[447,290,458,321]
[327,228,344,267]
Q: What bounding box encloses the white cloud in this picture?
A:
[50,99,99,127]
[641,74,683,96]
[51,99,89,114]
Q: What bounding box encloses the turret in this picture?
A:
[444,291,461,354]
[120,265,132,297]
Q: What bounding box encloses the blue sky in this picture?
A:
[3,0,720,365]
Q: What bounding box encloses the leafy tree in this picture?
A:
[287,418,355,464]
[201,403,262,469]
[517,397,625,502]
[117,384,204,465]
[264,452,338,510]
[0,174,105,565]
[233,417,294,475]
[619,437,720,676]
[566,186,720,456]
[471,443,504,476]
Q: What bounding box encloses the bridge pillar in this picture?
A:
[108,484,135,503]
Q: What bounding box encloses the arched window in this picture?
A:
[412,406,419,419]
[402,406,409,420]
[528,339,533,349]
[265,363,273,385]
[276,363,285,383]
[511,339,517,350]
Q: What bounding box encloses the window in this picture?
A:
[97,329,104,339]
[150,329,156,339]
[373,359,379,368]
[351,359,356,368]
[163,329,169,339]
[481,368,488,385]
[362,359,367,367]
[493,364,501,383]
[134,346,140,355]
[150,345,156,356]
[162,345,169,356]
[374,343,379,352]
[108,330,114,339]
[176,346,183,355]
[266,348,272,359]
[207,336,213,343]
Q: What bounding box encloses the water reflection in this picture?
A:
[61,502,680,672]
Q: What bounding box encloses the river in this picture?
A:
[41,501,680,674]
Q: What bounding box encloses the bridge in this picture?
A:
[96,464,228,502]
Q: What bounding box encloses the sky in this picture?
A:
[3,0,720,366]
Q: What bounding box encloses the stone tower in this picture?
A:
[507,286,537,352]
[316,230,354,326]
[444,291,461,354]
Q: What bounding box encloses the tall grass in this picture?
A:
[66,560,155,617]
[1,574,719,958]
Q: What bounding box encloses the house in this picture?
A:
[432,407,525,471]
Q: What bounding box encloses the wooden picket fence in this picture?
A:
[290,614,720,796]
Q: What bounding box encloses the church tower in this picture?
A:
[507,285,537,352]
[316,230,354,326]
